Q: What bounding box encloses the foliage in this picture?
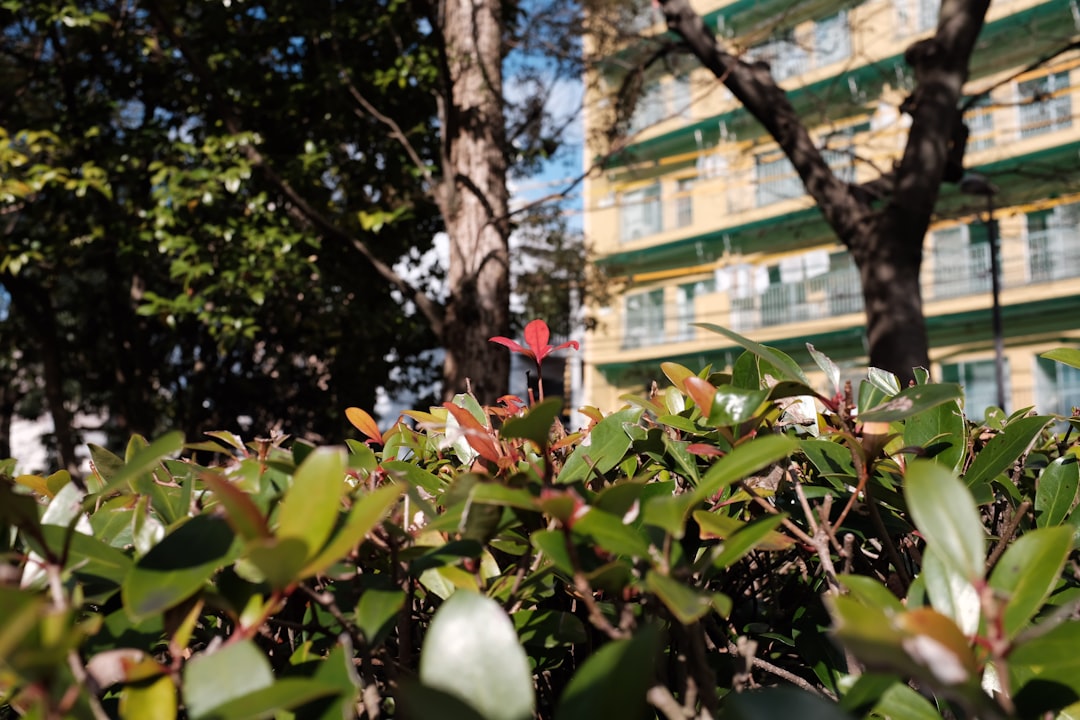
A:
[3,321,1080,719]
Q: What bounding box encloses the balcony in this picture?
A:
[619,223,1080,350]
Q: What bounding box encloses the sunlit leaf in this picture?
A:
[1035,455,1080,528]
[904,460,985,582]
[989,525,1073,638]
[276,446,347,561]
[419,591,534,720]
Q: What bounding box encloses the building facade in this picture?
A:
[583,0,1080,418]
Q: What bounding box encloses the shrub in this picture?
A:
[2,322,1080,719]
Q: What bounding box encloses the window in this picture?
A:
[620,183,662,242]
[755,152,802,206]
[895,0,939,36]
[965,97,995,152]
[1027,202,1080,281]
[1035,355,1080,416]
[931,223,994,299]
[629,82,666,134]
[941,358,1009,418]
[814,12,851,68]
[624,289,665,349]
[674,278,715,341]
[1018,71,1072,138]
[675,177,694,228]
[750,34,808,81]
[670,75,692,120]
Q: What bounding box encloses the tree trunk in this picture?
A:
[656,0,990,381]
[852,217,930,385]
[3,275,80,475]
[437,0,512,404]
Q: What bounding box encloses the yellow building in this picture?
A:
[583,0,1080,418]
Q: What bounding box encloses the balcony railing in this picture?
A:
[620,224,1080,350]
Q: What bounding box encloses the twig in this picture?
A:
[987,500,1031,571]
[726,640,837,700]
[647,685,691,720]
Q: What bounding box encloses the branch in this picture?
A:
[962,36,1080,111]
[656,0,868,244]
[143,1,445,338]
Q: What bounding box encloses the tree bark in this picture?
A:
[3,274,80,475]
[436,0,512,403]
[656,0,991,383]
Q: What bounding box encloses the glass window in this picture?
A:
[624,289,665,349]
[629,82,666,134]
[755,152,802,206]
[965,97,995,151]
[1028,202,1080,281]
[675,278,715,341]
[750,34,808,81]
[1035,355,1080,416]
[814,12,851,68]
[675,177,694,228]
[941,358,1009,418]
[1018,71,1072,138]
[620,183,662,242]
[931,223,994,299]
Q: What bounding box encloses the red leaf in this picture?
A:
[686,443,725,457]
[523,319,551,361]
[489,335,534,360]
[346,407,384,445]
[443,403,502,464]
[684,376,717,416]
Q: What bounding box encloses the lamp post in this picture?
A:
[959,172,1006,410]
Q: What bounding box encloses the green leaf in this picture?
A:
[246,537,310,589]
[867,367,902,396]
[646,570,714,624]
[719,687,854,720]
[921,546,980,635]
[858,384,963,423]
[1041,348,1080,371]
[707,386,769,427]
[39,525,132,587]
[697,512,791,568]
[382,459,443,494]
[356,587,405,646]
[500,397,563,446]
[964,416,1052,492]
[94,432,185,496]
[640,493,696,539]
[903,399,965,472]
[870,682,943,720]
[691,434,798,503]
[183,640,274,719]
[989,525,1073,638]
[807,344,840,393]
[277,447,347,562]
[695,323,809,384]
[419,591,534,720]
[904,460,986,582]
[555,624,660,720]
[558,408,643,484]
[122,514,235,621]
[1036,455,1080,528]
[572,507,651,558]
[512,609,588,648]
[1010,621,1080,717]
[119,674,177,720]
[396,682,487,720]
[198,678,338,719]
[301,482,405,577]
[837,574,904,614]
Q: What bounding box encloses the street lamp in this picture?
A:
[959,172,1006,410]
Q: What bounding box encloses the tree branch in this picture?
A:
[143,0,445,338]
